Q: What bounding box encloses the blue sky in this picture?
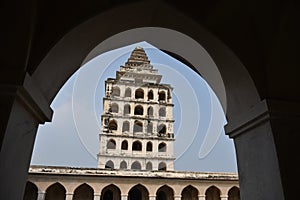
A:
[31,42,237,173]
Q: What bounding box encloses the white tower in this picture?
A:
[97,47,175,171]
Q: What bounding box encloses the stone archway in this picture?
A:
[73,183,94,200]
[128,184,149,200]
[0,1,286,199]
[44,182,66,200]
[101,184,121,200]
[156,185,174,200]
[181,185,198,200]
[23,181,38,200]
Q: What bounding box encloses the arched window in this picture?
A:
[121,140,128,150]
[101,184,121,200]
[159,107,166,117]
[228,186,240,200]
[147,122,153,134]
[157,124,166,134]
[205,186,221,200]
[181,185,199,200]
[147,106,153,116]
[73,183,94,200]
[158,142,167,152]
[158,162,167,171]
[45,182,66,200]
[156,185,174,200]
[122,121,130,132]
[132,141,142,151]
[134,105,143,115]
[135,88,144,99]
[105,160,114,169]
[133,120,143,133]
[111,103,119,113]
[146,162,152,171]
[158,91,166,101]
[124,104,131,115]
[120,161,127,169]
[23,181,38,200]
[107,139,116,149]
[146,142,152,151]
[108,120,117,131]
[131,161,141,170]
[111,86,120,97]
[128,184,149,200]
[148,90,154,100]
[125,88,131,97]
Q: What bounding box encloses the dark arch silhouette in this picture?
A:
[205,186,221,200]
[156,185,174,200]
[181,185,198,200]
[228,186,240,200]
[158,142,166,152]
[120,160,127,169]
[23,181,38,200]
[133,120,143,133]
[108,120,117,131]
[158,162,167,171]
[146,162,152,171]
[131,161,142,170]
[134,105,144,115]
[105,160,114,169]
[101,184,121,200]
[121,140,128,150]
[45,182,66,200]
[135,88,144,99]
[111,87,120,97]
[73,183,94,200]
[107,139,116,149]
[128,184,149,200]
[132,141,142,151]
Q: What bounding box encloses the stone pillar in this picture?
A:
[198,194,205,200]
[65,193,73,200]
[174,194,181,200]
[149,195,156,200]
[94,193,101,200]
[37,191,46,200]
[121,194,128,200]
[220,194,228,200]
[226,99,287,200]
[0,75,52,200]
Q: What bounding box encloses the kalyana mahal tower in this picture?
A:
[98,46,175,171]
[25,46,239,200]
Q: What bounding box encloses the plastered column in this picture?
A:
[220,194,228,200]
[149,194,156,200]
[226,99,285,200]
[37,191,45,200]
[0,74,52,200]
[198,194,205,200]
[94,193,101,200]
[65,193,73,200]
[121,194,128,200]
[174,194,181,200]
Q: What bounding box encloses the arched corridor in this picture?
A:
[128,184,149,200]
[156,185,174,200]
[23,181,38,200]
[45,183,66,200]
[73,183,94,200]
[181,185,198,200]
[101,184,121,200]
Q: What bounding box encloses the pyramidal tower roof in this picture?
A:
[116,46,162,84]
[124,46,150,67]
